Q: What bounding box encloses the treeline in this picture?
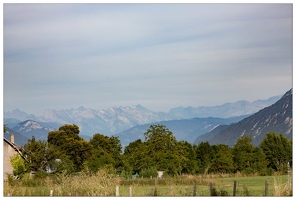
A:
[10,124,292,179]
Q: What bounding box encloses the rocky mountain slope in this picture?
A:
[11,120,57,141]
[192,124,230,145]
[8,120,91,142]
[194,89,292,146]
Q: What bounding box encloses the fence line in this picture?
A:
[6,180,273,197]
[149,188,154,196]
[129,186,132,196]
[265,180,268,196]
[193,183,197,196]
[233,180,237,196]
[169,185,173,196]
[114,179,271,197]
[116,185,119,196]
[209,182,213,195]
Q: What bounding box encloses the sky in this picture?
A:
[3,3,293,116]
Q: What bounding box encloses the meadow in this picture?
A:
[3,170,292,196]
[118,174,291,196]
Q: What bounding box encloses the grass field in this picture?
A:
[118,175,291,196]
[3,172,292,196]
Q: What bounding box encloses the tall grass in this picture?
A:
[4,168,120,196]
[120,174,218,186]
[4,171,292,196]
[273,176,292,196]
[54,169,120,196]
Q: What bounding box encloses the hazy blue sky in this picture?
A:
[3,3,293,115]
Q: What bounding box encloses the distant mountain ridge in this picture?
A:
[115,115,250,148]
[194,89,292,146]
[4,94,282,137]
[7,120,91,144]
[169,95,282,119]
[12,120,57,141]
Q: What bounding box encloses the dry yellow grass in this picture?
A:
[4,171,292,196]
[4,168,120,196]
[273,176,292,196]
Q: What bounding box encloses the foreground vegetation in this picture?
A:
[10,124,292,176]
[5,123,292,196]
[4,169,292,196]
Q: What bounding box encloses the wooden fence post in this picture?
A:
[193,183,197,196]
[150,188,154,196]
[116,185,119,196]
[233,180,237,196]
[209,182,213,196]
[265,180,268,196]
[129,186,132,196]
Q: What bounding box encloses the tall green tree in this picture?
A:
[85,133,123,172]
[211,144,234,173]
[143,124,180,175]
[175,140,198,174]
[251,147,268,175]
[144,124,177,152]
[260,132,292,172]
[124,139,143,155]
[122,139,147,174]
[89,133,122,158]
[232,136,254,173]
[195,142,214,174]
[48,124,81,146]
[22,136,57,172]
[48,124,93,172]
[232,136,267,174]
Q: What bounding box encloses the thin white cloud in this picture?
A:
[3,3,293,114]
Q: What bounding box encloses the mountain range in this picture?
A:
[11,120,56,142]
[114,115,250,148]
[194,89,292,146]
[4,94,282,138]
[168,95,281,119]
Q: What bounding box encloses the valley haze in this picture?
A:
[4,93,282,138]
[3,89,292,149]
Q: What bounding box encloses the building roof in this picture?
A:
[4,137,28,162]
[4,128,29,147]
